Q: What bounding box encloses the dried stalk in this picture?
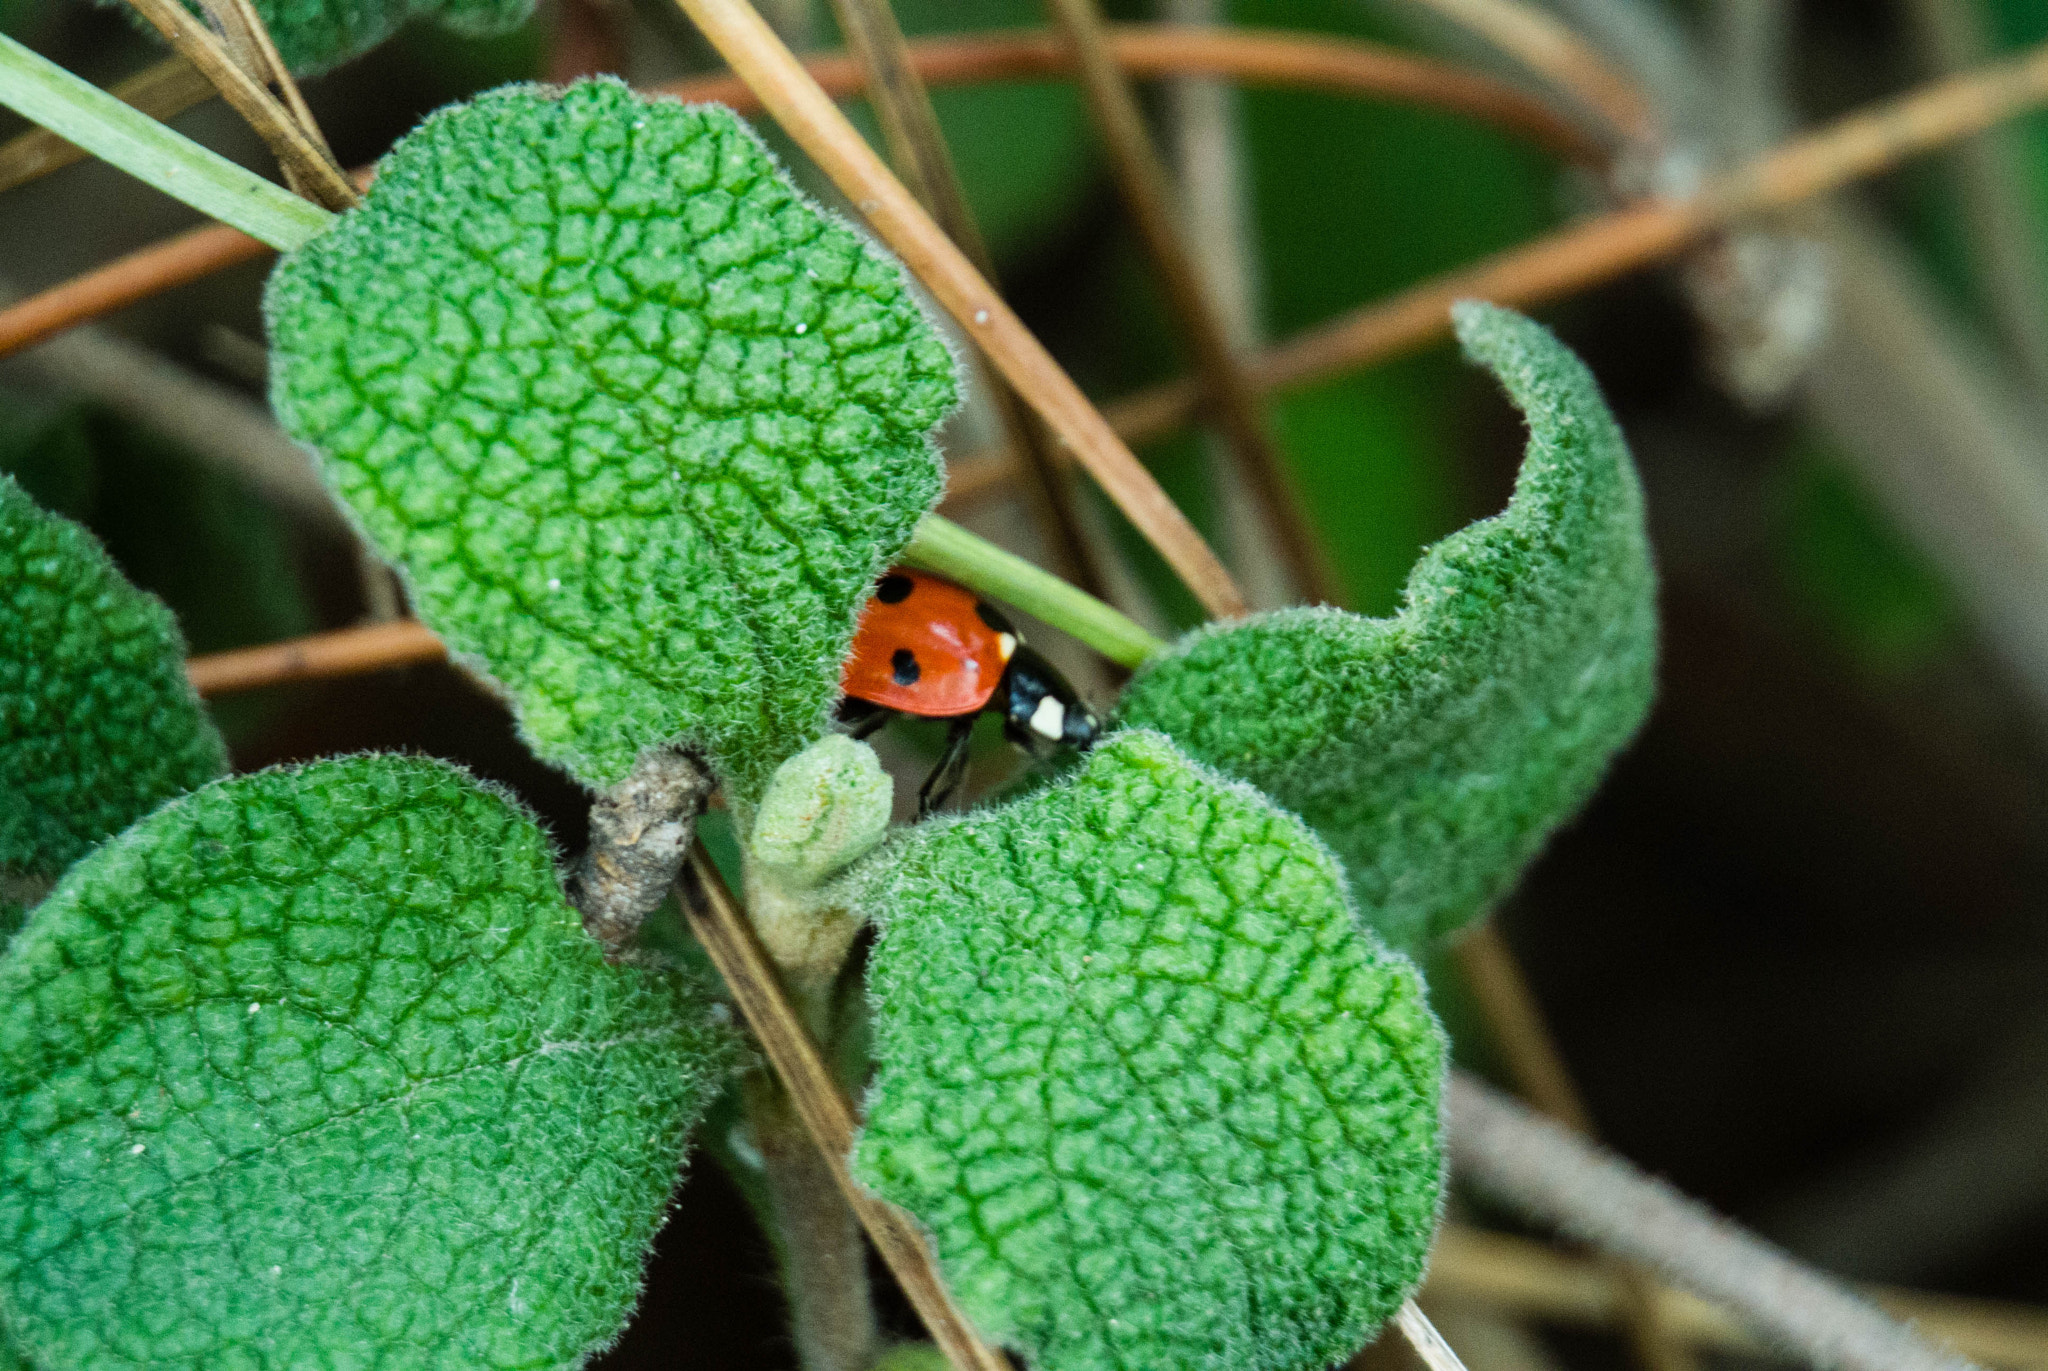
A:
[0,26,1596,364]
[1453,924,1696,1371]
[1044,0,1337,605]
[945,34,2048,508]
[193,0,339,200]
[1399,1300,1474,1371]
[824,0,1107,596]
[1162,0,1293,612]
[676,848,1013,1371]
[119,0,358,210]
[1400,0,1659,146]
[1900,0,2048,392]
[0,55,213,193]
[1445,1073,1983,1371]
[186,619,444,695]
[668,0,1248,619]
[0,222,270,359]
[1427,1225,2048,1370]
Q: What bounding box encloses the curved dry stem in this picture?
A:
[671,0,1247,618]
[945,36,2048,509]
[1401,0,1659,146]
[0,26,1595,363]
[1446,1074,1983,1371]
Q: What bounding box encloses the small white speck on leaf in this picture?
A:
[794,322,808,335]
[548,577,562,590]
[130,1143,145,1155]
[248,1002,261,1014]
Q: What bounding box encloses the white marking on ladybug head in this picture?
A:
[1030,695,1066,741]
[998,632,1017,662]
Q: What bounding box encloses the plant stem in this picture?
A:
[0,28,1598,365]
[1444,1072,1983,1371]
[669,0,1248,619]
[1399,0,1658,146]
[1044,0,1338,606]
[0,55,213,194]
[0,34,331,250]
[677,847,1013,1371]
[825,0,1110,600]
[1427,1222,2048,1369]
[906,515,1168,667]
[743,1071,883,1371]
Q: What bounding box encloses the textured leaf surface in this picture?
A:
[0,475,225,884]
[1115,304,1655,950]
[0,755,731,1369]
[268,80,956,798]
[852,731,1444,1371]
[137,0,532,75]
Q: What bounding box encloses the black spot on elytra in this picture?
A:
[975,600,1013,634]
[891,648,921,686]
[876,573,914,604]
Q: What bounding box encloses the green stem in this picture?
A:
[906,514,1169,667]
[0,35,333,251]
[742,1070,882,1371]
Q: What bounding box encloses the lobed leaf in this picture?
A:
[852,730,1444,1371]
[0,754,732,1369]
[268,80,957,800]
[1114,303,1656,950]
[0,474,226,888]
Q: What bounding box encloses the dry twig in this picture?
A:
[1427,1224,2048,1369]
[186,619,443,695]
[677,848,1012,1371]
[1044,0,1336,604]
[118,0,358,209]
[0,55,213,193]
[823,0,1107,595]
[669,0,1248,618]
[945,34,2048,507]
[1445,1073,1984,1371]
[0,26,1595,363]
[1400,0,1659,146]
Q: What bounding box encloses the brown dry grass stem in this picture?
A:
[186,619,443,695]
[0,221,268,358]
[944,34,2048,510]
[677,849,1013,1371]
[0,26,1593,364]
[822,0,1107,596]
[1043,0,1337,606]
[1426,1225,2048,1371]
[118,0,357,210]
[671,0,1247,620]
[0,55,212,193]
[1399,0,1658,147]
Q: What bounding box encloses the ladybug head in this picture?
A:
[999,645,1100,756]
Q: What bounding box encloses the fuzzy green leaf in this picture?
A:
[852,730,1444,1371]
[267,80,956,799]
[112,0,533,75]
[0,754,732,1369]
[0,474,225,885]
[1114,303,1656,950]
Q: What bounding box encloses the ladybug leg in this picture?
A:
[917,715,977,820]
[839,698,895,741]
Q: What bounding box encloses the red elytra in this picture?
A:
[841,568,1016,718]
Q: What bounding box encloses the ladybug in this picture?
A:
[839,568,1100,817]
